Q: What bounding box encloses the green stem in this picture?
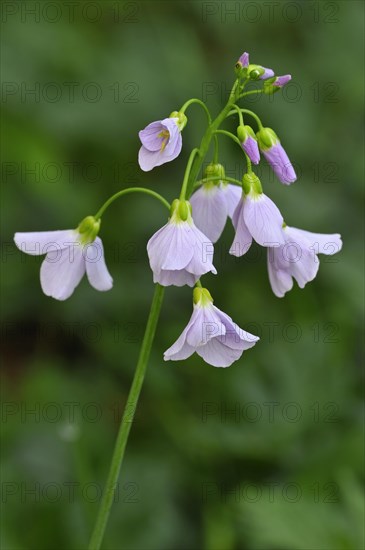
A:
[239,90,265,99]
[214,129,242,148]
[227,108,263,130]
[179,148,200,200]
[88,284,165,550]
[180,98,212,124]
[185,80,240,198]
[231,103,244,126]
[94,188,170,219]
[213,135,219,163]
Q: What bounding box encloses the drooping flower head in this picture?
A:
[256,127,297,185]
[230,173,285,257]
[147,199,216,287]
[190,163,241,243]
[235,51,274,81]
[237,125,260,164]
[14,216,113,301]
[138,111,187,172]
[267,225,343,297]
[164,287,259,367]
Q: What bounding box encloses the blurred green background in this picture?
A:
[1,1,364,549]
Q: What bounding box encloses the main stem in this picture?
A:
[88,284,165,550]
[185,80,240,198]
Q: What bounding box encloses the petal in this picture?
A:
[147,222,193,272]
[274,74,291,87]
[139,121,164,151]
[164,323,195,361]
[263,144,296,184]
[267,248,294,298]
[289,248,320,289]
[285,227,342,256]
[85,237,113,292]
[186,304,226,347]
[185,225,217,276]
[40,245,85,300]
[196,338,243,368]
[190,186,228,243]
[222,184,242,219]
[229,200,253,257]
[244,193,285,247]
[153,269,197,287]
[138,147,165,172]
[14,230,76,256]
[214,306,259,350]
[242,136,260,164]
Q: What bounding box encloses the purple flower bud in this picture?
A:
[242,135,260,165]
[259,67,275,80]
[238,52,249,67]
[262,143,297,185]
[273,74,292,88]
[267,226,342,297]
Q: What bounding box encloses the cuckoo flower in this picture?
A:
[14,216,113,301]
[147,199,216,287]
[267,225,342,297]
[236,51,274,80]
[138,111,187,172]
[230,174,285,257]
[257,127,296,185]
[164,287,259,367]
[237,125,260,164]
[190,163,241,243]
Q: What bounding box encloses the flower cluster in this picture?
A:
[14,51,342,369]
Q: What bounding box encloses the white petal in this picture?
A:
[186,304,226,348]
[14,230,76,256]
[190,186,228,243]
[222,184,242,218]
[244,193,285,247]
[40,245,85,300]
[267,248,294,298]
[285,227,342,256]
[229,200,253,257]
[196,338,243,368]
[160,223,196,271]
[164,324,195,361]
[85,237,113,292]
[153,269,197,287]
[185,225,217,276]
[214,307,259,350]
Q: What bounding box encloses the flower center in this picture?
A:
[157,129,170,151]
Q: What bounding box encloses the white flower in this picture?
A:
[267,225,342,297]
[14,217,113,300]
[190,183,241,243]
[147,200,216,287]
[164,287,259,367]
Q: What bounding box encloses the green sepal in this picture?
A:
[203,162,225,186]
[242,172,262,195]
[256,127,279,150]
[263,79,280,95]
[237,125,256,143]
[77,216,101,244]
[193,287,213,306]
[247,64,265,80]
[170,199,192,222]
[169,110,188,131]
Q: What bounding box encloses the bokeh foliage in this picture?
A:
[1,1,364,549]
